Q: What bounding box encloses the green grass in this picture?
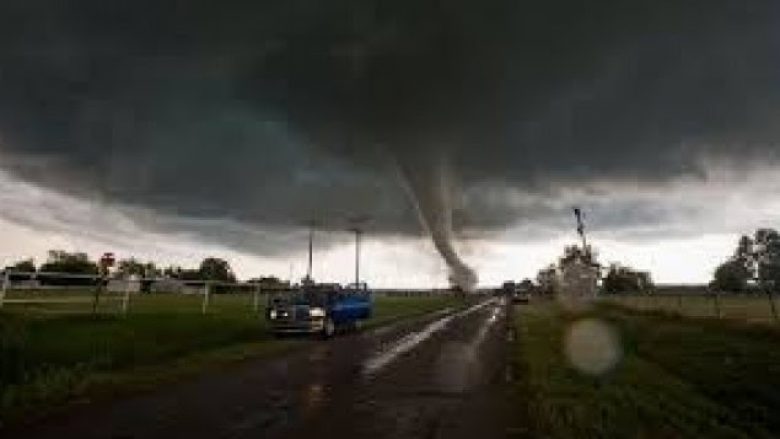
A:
[0,293,461,425]
[510,301,780,438]
[2,290,255,315]
[365,294,466,328]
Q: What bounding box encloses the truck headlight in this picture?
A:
[309,307,325,318]
[269,310,277,319]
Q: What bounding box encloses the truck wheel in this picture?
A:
[323,318,336,339]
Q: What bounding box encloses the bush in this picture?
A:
[603,264,652,294]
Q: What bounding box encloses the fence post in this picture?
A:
[713,290,722,319]
[122,276,132,316]
[202,282,211,315]
[767,290,778,323]
[92,275,104,315]
[677,294,683,313]
[0,271,8,309]
[253,285,261,313]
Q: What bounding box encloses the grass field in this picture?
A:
[510,301,780,438]
[1,289,251,315]
[603,294,780,323]
[0,292,463,424]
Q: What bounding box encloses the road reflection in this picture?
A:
[435,303,503,393]
[301,382,327,416]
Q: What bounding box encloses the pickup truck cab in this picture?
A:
[267,284,372,337]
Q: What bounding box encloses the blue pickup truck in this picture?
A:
[266,283,372,337]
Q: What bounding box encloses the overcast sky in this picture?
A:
[1,1,779,286]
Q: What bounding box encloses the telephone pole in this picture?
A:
[306,225,314,282]
[300,220,317,285]
[350,227,362,287]
[348,215,370,289]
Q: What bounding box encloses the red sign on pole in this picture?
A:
[100,252,115,269]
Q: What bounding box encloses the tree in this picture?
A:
[536,265,558,295]
[520,278,534,290]
[117,258,160,278]
[247,276,289,290]
[602,263,653,294]
[117,258,145,276]
[197,257,235,283]
[161,265,199,280]
[754,228,780,293]
[4,258,36,282]
[144,262,161,278]
[39,250,98,275]
[10,258,36,273]
[709,234,755,293]
[711,229,780,293]
[518,278,535,291]
[711,259,751,293]
[36,251,99,287]
[163,265,182,278]
[735,235,754,268]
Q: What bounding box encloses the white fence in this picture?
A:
[0,271,279,315]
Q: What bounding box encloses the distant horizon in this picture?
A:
[1,209,739,289]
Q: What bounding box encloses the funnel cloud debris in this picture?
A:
[0,0,779,276]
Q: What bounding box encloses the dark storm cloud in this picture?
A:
[0,0,779,247]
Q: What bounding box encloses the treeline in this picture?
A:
[711,228,780,293]
[4,250,286,287]
[7,251,99,286]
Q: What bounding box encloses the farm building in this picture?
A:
[538,245,602,300]
[557,247,601,299]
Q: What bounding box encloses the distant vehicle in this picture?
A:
[502,281,531,304]
[266,284,372,338]
[501,281,516,294]
[511,289,531,304]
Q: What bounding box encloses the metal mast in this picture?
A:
[347,216,370,289]
[304,222,314,284]
[350,227,362,287]
[573,207,589,257]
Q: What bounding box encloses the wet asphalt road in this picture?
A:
[9,298,515,439]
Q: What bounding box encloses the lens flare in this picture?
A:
[564,318,621,376]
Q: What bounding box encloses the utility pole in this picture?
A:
[0,269,9,309]
[306,224,314,283]
[347,216,370,289]
[349,227,362,287]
